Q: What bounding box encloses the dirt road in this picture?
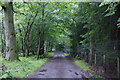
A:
[25,51,89,78]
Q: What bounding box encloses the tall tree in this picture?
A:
[2,2,18,61]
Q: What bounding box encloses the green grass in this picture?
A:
[75,60,90,71]
[75,60,105,78]
[0,56,48,78]
[44,52,54,58]
[64,53,70,56]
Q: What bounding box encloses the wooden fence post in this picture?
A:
[103,55,106,72]
[117,57,119,78]
[95,54,96,65]
[84,52,86,60]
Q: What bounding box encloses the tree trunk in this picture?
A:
[40,40,44,55]
[24,10,38,57]
[18,24,25,57]
[2,2,18,61]
[25,35,29,57]
[39,3,45,56]
[37,38,40,60]
[21,37,26,57]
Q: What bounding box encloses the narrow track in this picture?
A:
[25,51,88,78]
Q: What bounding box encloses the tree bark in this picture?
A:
[1,14,5,58]
[2,2,18,61]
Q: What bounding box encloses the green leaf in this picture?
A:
[99,2,111,7]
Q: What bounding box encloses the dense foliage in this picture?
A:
[0,1,120,78]
[0,2,120,59]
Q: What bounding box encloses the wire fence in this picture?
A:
[80,41,120,78]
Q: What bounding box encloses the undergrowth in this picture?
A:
[0,56,48,78]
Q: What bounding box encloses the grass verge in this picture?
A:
[75,60,90,71]
[64,53,70,56]
[74,60,104,78]
[0,56,48,78]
